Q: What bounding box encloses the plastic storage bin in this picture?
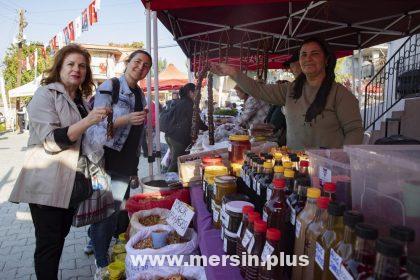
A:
[344,145,420,254]
[306,149,352,208]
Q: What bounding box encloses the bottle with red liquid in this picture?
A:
[323,182,336,202]
[239,211,261,277]
[389,225,415,266]
[236,205,255,252]
[372,237,403,280]
[246,220,267,280]
[343,223,378,280]
[258,228,282,280]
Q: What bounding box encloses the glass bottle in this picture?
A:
[292,188,321,280]
[289,153,300,171]
[344,223,378,280]
[389,225,415,266]
[267,166,285,201]
[246,220,267,280]
[258,228,282,280]
[239,211,260,277]
[257,161,273,202]
[236,206,255,255]
[241,152,254,182]
[302,196,330,280]
[313,202,345,280]
[252,159,265,193]
[284,169,295,197]
[373,237,403,280]
[323,182,336,202]
[274,152,283,167]
[406,256,420,280]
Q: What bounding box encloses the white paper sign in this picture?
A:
[319,166,332,184]
[315,242,325,270]
[166,199,195,237]
[261,241,275,263]
[340,264,354,280]
[329,249,342,279]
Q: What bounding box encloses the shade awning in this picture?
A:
[8,76,42,98]
[139,63,190,91]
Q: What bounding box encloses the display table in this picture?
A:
[189,182,243,280]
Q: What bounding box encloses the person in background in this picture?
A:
[9,44,108,280]
[211,37,363,150]
[165,90,179,109]
[162,83,208,172]
[264,80,288,146]
[234,84,270,129]
[16,103,26,133]
[284,51,302,79]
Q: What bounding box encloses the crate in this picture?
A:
[344,145,420,253]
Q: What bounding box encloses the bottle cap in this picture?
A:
[407,256,420,278]
[324,182,336,192]
[272,178,286,189]
[327,201,345,216]
[274,166,285,173]
[263,161,273,169]
[390,225,415,242]
[299,160,309,167]
[307,187,321,199]
[343,211,364,228]
[242,205,255,215]
[248,212,260,223]
[376,237,403,258]
[317,197,330,209]
[283,162,293,168]
[266,228,281,241]
[274,153,282,160]
[355,223,378,240]
[254,220,267,233]
[284,169,295,178]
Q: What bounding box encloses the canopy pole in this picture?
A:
[217,76,224,108]
[351,50,356,97]
[187,58,194,82]
[152,11,161,174]
[0,72,11,128]
[146,2,153,176]
[358,33,363,102]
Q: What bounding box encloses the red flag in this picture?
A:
[29,53,35,67]
[68,21,75,41]
[42,46,47,58]
[89,0,98,25]
[52,36,57,50]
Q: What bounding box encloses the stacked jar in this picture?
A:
[212,175,237,229]
[220,193,251,240]
[203,165,228,212]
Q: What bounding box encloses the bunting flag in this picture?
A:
[29,53,35,68]
[95,0,101,12]
[26,57,31,71]
[82,8,89,31]
[89,0,98,26]
[57,32,65,49]
[68,21,75,41]
[41,45,47,58]
[63,26,70,45]
[74,16,82,39]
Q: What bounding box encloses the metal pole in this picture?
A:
[351,50,356,97]
[152,11,161,174]
[146,3,153,176]
[187,58,194,82]
[358,33,363,102]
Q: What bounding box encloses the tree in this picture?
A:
[157,57,167,73]
[108,41,144,49]
[3,42,51,101]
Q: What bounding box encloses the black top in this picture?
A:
[104,87,144,177]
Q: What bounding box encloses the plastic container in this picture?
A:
[344,145,420,253]
[228,135,251,164]
[306,149,352,209]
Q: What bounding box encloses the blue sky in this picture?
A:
[0,0,188,72]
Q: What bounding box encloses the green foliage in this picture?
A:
[108,41,144,49]
[214,108,238,116]
[3,42,51,96]
[335,57,352,84]
[158,57,167,73]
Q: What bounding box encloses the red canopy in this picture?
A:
[139,63,189,91]
[142,0,420,71]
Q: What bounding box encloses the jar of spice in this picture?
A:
[214,175,237,203]
[225,201,254,233]
[229,135,251,164]
[203,166,228,211]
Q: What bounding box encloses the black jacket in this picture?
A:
[162,97,208,145]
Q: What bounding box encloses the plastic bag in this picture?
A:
[129,266,207,280]
[125,225,198,279]
[129,208,171,237]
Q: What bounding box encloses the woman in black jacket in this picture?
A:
[162,83,207,172]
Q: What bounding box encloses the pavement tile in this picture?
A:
[0,267,17,279]
[61,265,93,280]
[15,266,35,278]
[59,259,76,270]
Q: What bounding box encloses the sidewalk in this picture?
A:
[0,131,158,279]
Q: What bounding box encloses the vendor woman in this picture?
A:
[211,37,363,150]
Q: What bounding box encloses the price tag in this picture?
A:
[213,206,219,223]
[266,188,272,201]
[237,222,243,236]
[224,213,230,227]
[166,199,195,237]
[247,236,255,254]
[241,229,252,248]
[228,143,232,152]
[319,166,332,184]
[202,180,206,191]
[295,219,302,238]
[221,226,224,240]
[290,208,296,225]
[340,264,354,280]
[223,236,227,252]
[257,182,261,195]
[261,241,275,263]
[329,249,343,280]
[253,178,257,191]
[263,210,268,222]
[315,242,325,270]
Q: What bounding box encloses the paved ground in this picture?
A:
[0,131,162,279]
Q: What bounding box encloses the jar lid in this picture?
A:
[274,153,282,160]
[324,182,336,192]
[407,256,420,278]
[283,161,293,168]
[214,175,236,184]
[316,196,330,209]
[299,160,309,167]
[248,212,260,223]
[224,229,238,238]
[344,210,364,228]
[267,228,281,241]
[355,223,378,240]
[390,225,415,242]
[204,165,228,174]
[273,178,286,189]
[274,166,285,173]
[226,201,254,214]
[284,169,295,178]
[327,201,345,216]
[376,237,403,258]
[307,187,321,199]
[229,135,250,141]
[223,193,250,204]
[242,205,255,215]
[254,220,267,233]
[263,161,273,169]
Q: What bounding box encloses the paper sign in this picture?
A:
[261,241,275,263]
[319,166,332,184]
[166,199,195,236]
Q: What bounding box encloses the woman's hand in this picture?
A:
[127,110,147,126]
[85,107,112,126]
[210,63,238,77]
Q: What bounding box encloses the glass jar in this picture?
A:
[225,201,254,233]
[221,193,251,231]
[373,237,403,280]
[214,175,237,204]
[224,228,238,255]
[203,165,228,208]
[390,225,415,266]
[228,135,251,164]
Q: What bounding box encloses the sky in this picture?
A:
[0,0,188,72]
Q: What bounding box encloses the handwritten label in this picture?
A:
[290,208,296,225]
[166,199,195,237]
[247,236,255,254]
[261,241,275,263]
[295,219,302,238]
[266,188,272,201]
[315,242,325,270]
[319,166,332,184]
[263,210,268,222]
[329,249,342,280]
[241,229,252,248]
[340,264,354,280]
